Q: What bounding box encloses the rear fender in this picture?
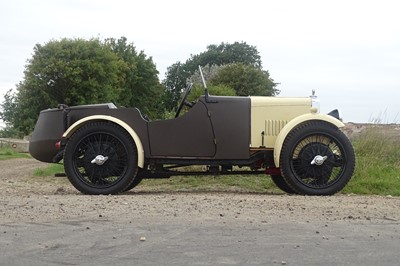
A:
[273,113,345,167]
[62,115,144,168]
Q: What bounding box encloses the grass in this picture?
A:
[133,128,400,195]
[32,163,282,193]
[33,163,64,177]
[7,125,400,196]
[0,147,30,160]
[342,126,400,196]
[138,174,281,193]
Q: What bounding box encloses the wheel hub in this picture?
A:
[310,155,328,165]
[294,142,334,181]
[91,155,109,165]
[83,142,121,181]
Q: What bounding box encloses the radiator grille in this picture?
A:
[265,120,288,136]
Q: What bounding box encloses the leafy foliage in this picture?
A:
[0,37,161,137]
[187,84,236,103]
[163,41,275,110]
[186,42,262,70]
[162,62,189,112]
[186,65,236,102]
[0,89,19,137]
[187,64,222,85]
[1,38,279,137]
[210,63,279,96]
[105,37,163,118]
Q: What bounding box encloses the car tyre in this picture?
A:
[271,175,297,194]
[280,121,355,195]
[123,171,144,192]
[64,121,139,195]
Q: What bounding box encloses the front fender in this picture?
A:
[273,113,345,167]
[62,115,144,168]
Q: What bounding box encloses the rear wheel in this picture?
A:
[64,122,139,195]
[280,121,355,195]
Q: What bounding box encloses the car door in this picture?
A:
[147,101,216,158]
[204,96,251,159]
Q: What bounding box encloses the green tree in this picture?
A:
[187,84,236,103]
[187,64,222,85]
[166,84,237,119]
[0,89,19,137]
[5,38,125,136]
[0,37,162,137]
[185,42,262,71]
[105,37,163,118]
[210,63,279,96]
[163,41,273,110]
[162,62,191,112]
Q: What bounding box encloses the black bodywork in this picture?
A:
[30,96,258,167]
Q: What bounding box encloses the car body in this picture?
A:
[29,85,355,195]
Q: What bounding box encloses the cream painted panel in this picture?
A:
[273,113,345,167]
[250,97,311,148]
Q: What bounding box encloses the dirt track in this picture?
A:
[2,158,400,265]
[1,158,400,225]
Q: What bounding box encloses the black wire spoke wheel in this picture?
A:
[280,121,355,195]
[76,133,126,186]
[291,135,342,186]
[64,122,138,195]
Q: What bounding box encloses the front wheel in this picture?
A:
[280,121,355,195]
[270,175,297,194]
[64,122,139,195]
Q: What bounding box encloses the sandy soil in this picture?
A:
[1,158,399,225]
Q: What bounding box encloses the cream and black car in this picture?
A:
[30,83,355,195]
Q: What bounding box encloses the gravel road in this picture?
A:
[1,158,400,265]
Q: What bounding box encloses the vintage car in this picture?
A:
[29,77,355,195]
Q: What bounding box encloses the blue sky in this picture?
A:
[1,0,399,124]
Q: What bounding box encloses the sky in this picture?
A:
[1,0,399,125]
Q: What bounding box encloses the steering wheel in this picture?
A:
[175,83,193,118]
